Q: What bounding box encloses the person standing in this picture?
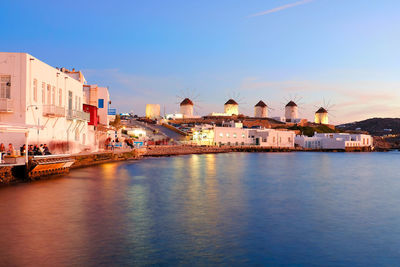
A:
[7,143,14,155]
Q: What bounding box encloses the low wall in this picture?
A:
[143,145,299,156]
[144,145,231,156]
[71,149,146,169]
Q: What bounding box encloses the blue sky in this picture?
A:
[2,0,400,123]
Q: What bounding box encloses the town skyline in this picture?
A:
[2,0,400,124]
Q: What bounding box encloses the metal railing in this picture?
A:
[0,98,13,112]
[43,105,65,117]
[67,109,90,121]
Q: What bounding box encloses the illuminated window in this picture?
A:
[219,133,223,137]
[242,133,245,138]
[226,133,230,137]
[33,79,37,101]
[233,133,237,138]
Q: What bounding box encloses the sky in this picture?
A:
[1,0,400,124]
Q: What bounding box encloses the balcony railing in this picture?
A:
[43,105,65,117]
[0,98,13,113]
[67,109,90,121]
[108,108,117,115]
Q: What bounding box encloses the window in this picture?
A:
[42,82,46,103]
[219,133,223,137]
[75,128,80,141]
[59,89,62,106]
[33,79,37,101]
[0,75,11,99]
[68,91,73,111]
[75,96,78,110]
[242,133,245,138]
[273,137,276,143]
[52,86,56,105]
[233,133,237,138]
[226,133,230,137]
[98,99,104,108]
[47,84,51,104]
[288,137,291,142]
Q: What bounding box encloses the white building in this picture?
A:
[192,123,295,148]
[83,84,111,126]
[145,104,161,119]
[295,133,373,150]
[0,52,89,153]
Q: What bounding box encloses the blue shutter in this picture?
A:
[98,99,104,108]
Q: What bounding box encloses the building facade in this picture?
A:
[192,124,295,148]
[83,84,111,126]
[295,133,373,150]
[0,52,89,153]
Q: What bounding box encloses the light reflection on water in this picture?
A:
[0,152,400,266]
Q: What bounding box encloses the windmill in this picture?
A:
[254,100,274,118]
[176,88,202,117]
[282,95,305,122]
[224,91,246,116]
[314,98,336,125]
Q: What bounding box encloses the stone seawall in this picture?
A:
[71,149,145,169]
[143,145,300,157]
[144,145,232,157]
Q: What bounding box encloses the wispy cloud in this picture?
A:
[248,0,314,17]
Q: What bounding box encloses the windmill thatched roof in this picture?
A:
[255,100,267,107]
[225,99,238,105]
[180,98,193,105]
[316,107,328,114]
[285,101,297,107]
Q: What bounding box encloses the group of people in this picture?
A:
[0,143,16,156]
[20,144,51,156]
[0,143,51,157]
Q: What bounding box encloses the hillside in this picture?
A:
[338,118,400,136]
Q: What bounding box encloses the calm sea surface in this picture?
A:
[0,152,400,266]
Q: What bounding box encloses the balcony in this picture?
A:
[0,98,13,113]
[67,109,90,121]
[43,105,65,117]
